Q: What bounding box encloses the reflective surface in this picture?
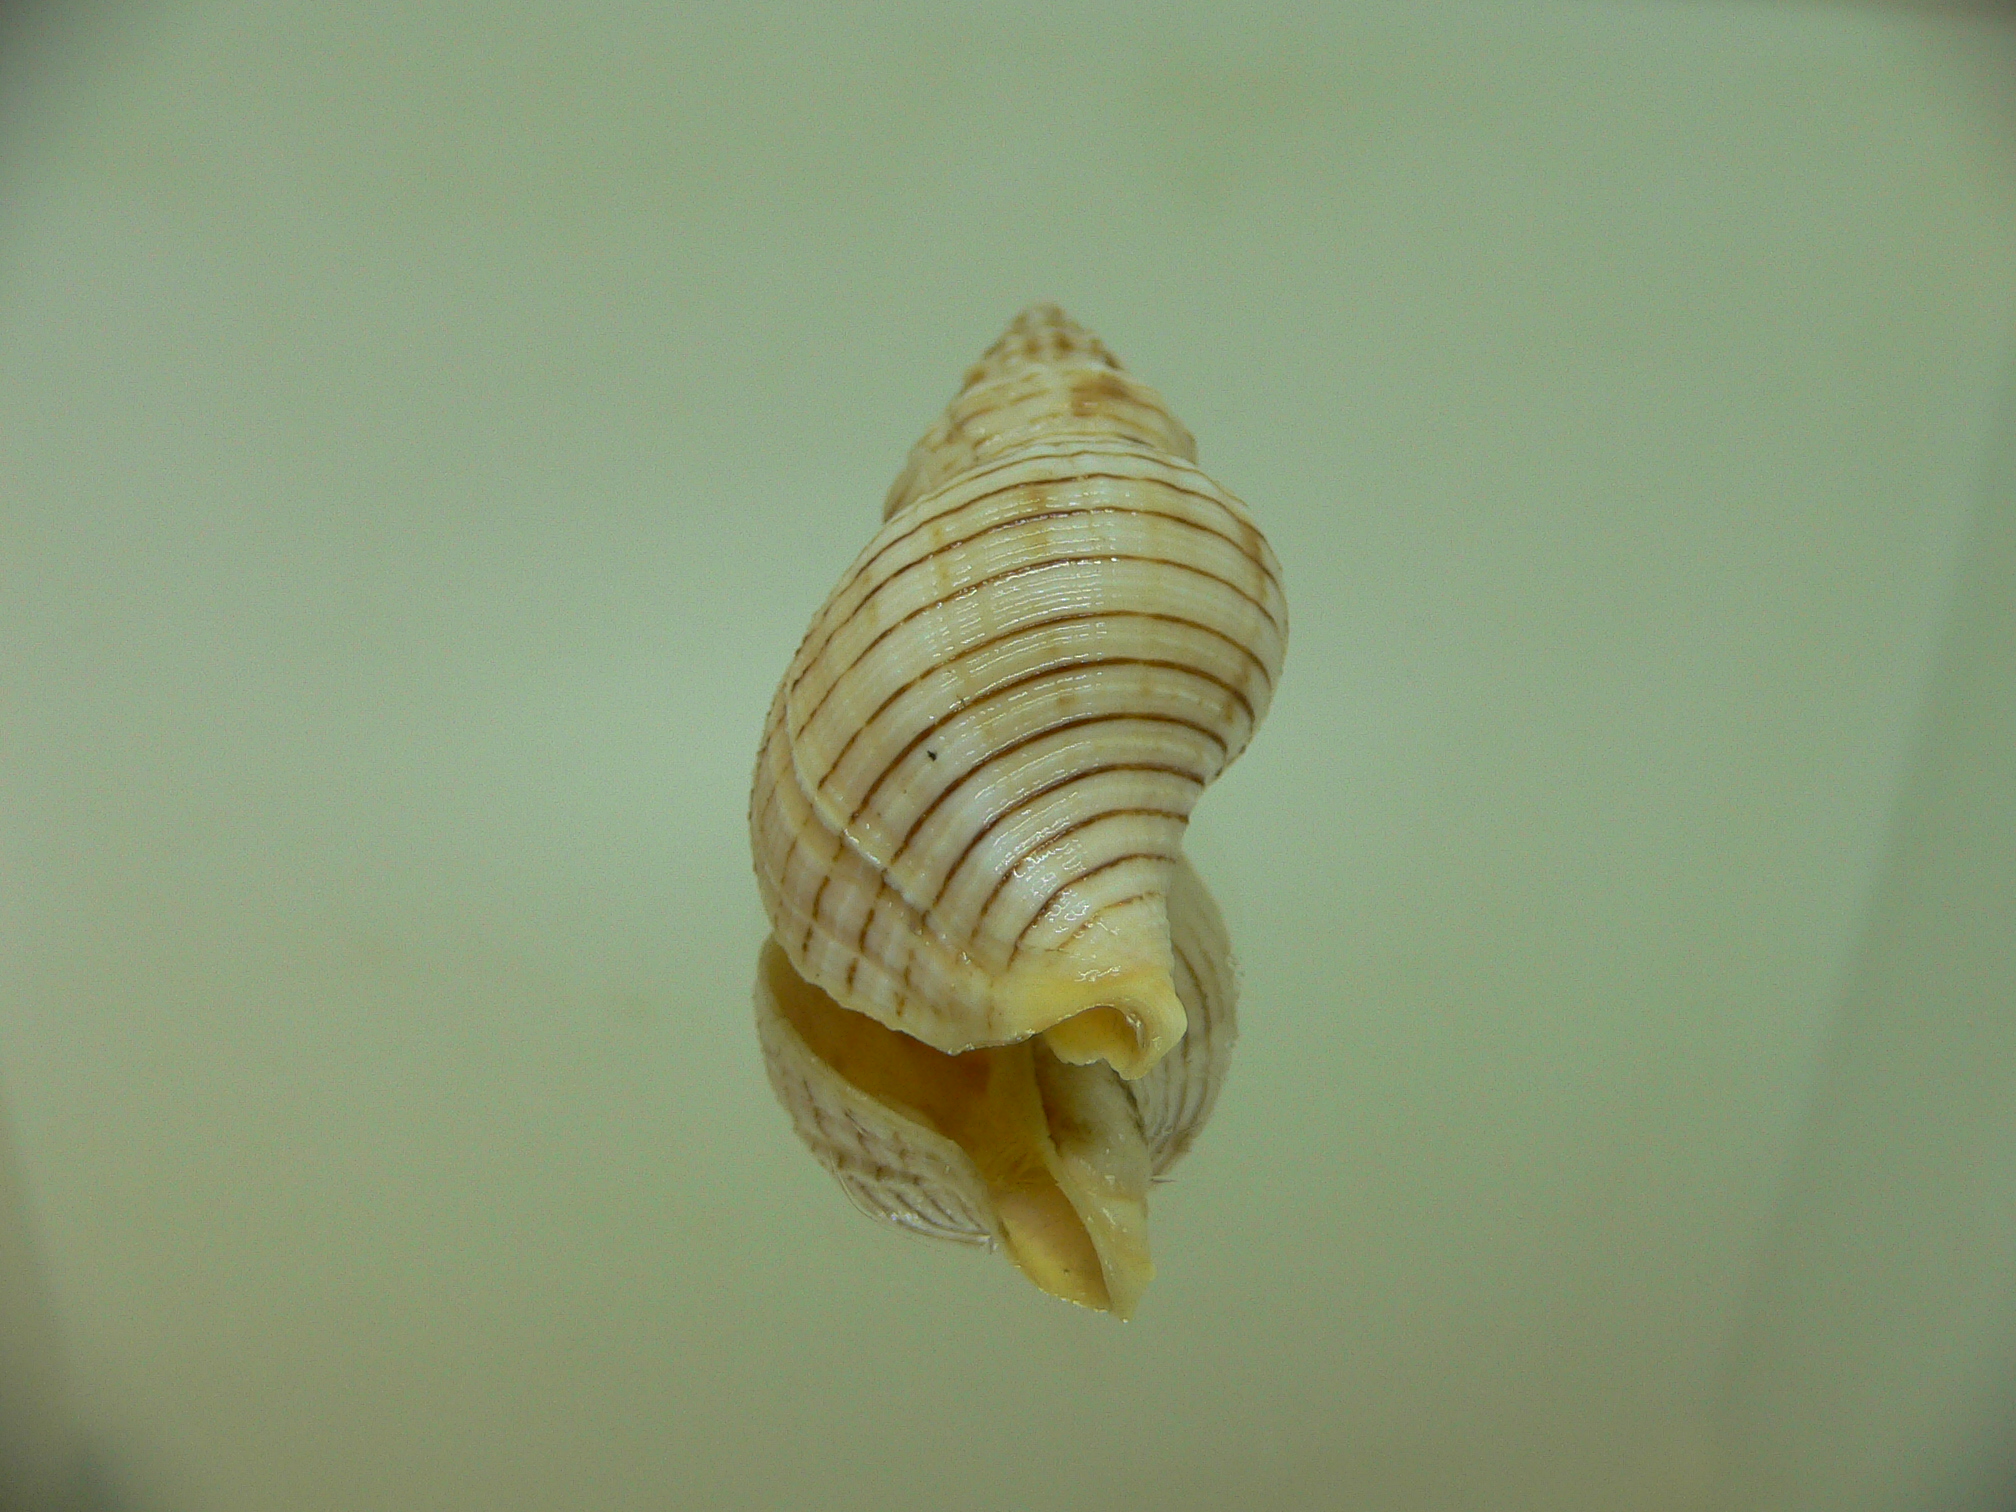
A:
[2,4,2015,1510]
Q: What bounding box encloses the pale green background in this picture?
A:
[3,4,2015,1510]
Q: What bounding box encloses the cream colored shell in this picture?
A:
[749,304,1285,1080]
[755,854,1238,1318]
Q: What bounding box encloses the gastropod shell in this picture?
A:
[748,304,1285,1312]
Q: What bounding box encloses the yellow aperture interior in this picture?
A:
[761,943,1112,1310]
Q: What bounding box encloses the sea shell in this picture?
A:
[756,854,1238,1318]
[748,304,1286,1083]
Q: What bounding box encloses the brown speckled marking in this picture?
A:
[1069,369,1137,416]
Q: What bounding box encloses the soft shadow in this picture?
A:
[1714,349,2016,1508]
[0,1083,130,1512]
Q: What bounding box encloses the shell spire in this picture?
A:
[751,304,1286,1082]
[882,304,1197,520]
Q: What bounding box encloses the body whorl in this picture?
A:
[750,304,1285,1080]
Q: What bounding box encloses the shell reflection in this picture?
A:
[755,857,1236,1318]
[748,304,1284,1314]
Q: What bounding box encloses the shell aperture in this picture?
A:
[755,854,1239,1320]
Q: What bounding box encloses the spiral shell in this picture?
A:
[749,304,1285,1081]
[756,855,1238,1318]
